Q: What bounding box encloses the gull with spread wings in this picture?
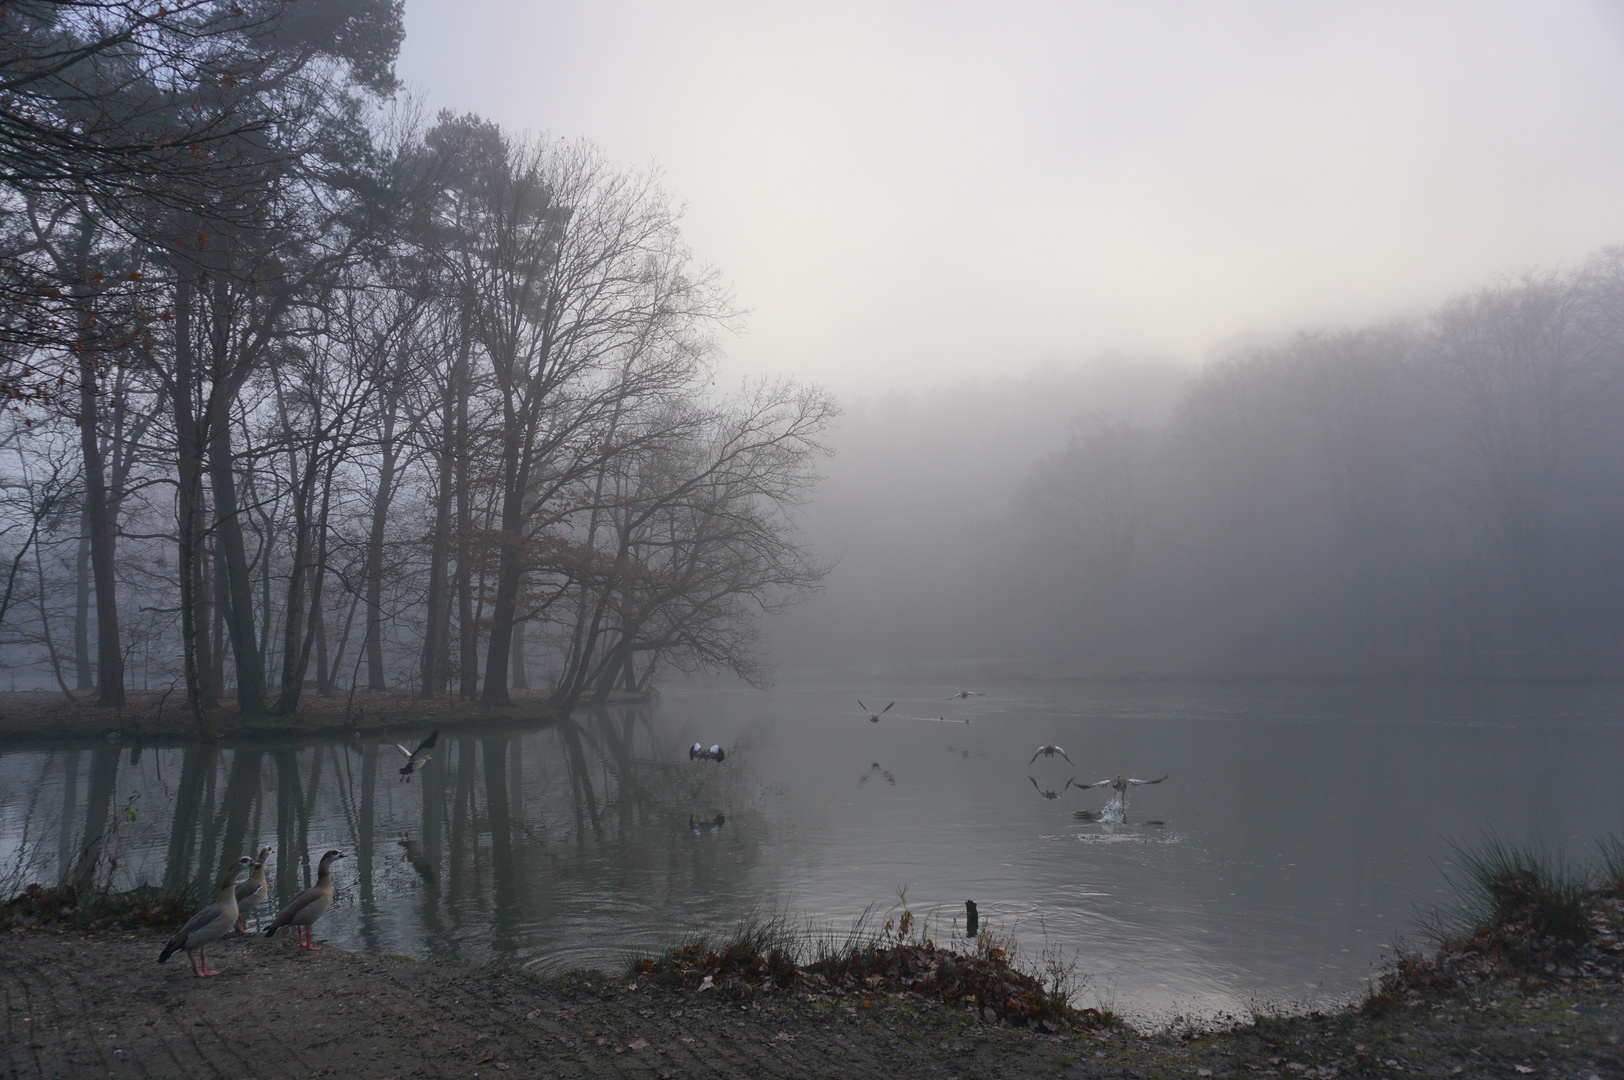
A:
[858,700,895,723]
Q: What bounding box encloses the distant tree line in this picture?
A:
[1001,253,1624,676]
[0,0,834,729]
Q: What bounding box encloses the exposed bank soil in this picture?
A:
[0,688,561,744]
[4,930,1622,1080]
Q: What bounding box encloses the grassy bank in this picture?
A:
[0,687,560,744]
[5,837,1624,1077]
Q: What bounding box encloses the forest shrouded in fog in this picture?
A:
[780,254,1624,679]
[0,1,833,724]
[5,2,1624,720]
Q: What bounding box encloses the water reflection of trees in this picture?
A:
[1,705,767,968]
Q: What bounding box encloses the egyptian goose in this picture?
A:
[157,855,253,976]
[1029,744,1074,765]
[233,846,273,933]
[858,700,895,723]
[393,731,439,781]
[946,690,984,700]
[263,849,346,950]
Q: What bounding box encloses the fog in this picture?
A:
[772,252,1624,679]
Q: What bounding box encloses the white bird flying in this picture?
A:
[689,743,726,762]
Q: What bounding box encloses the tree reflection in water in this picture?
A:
[0,704,760,970]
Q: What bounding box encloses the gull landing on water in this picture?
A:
[393,731,439,781]
[1075,774,1168,824]
[1029,744,1074,765]
[689,743,726,762]
[858,700,895,723]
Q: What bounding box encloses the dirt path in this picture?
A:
[1,930,1086,1079]
[5,929,1623,1079]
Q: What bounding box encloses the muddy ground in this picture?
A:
[3,929,1621,1079]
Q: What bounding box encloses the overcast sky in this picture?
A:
[395,1,1624,395]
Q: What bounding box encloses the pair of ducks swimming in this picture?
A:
[157,847,346,977]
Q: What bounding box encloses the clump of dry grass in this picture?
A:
[630,893,1113,1029]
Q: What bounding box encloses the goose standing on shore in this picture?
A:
[233,846,273,933]
[263,849,346,951]
[157,855,253,976]
[393,731,439,782]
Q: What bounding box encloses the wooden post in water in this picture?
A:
[965,900,978,938]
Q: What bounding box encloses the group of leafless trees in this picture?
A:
[1003,251,1624,676]
[0,1,834,728]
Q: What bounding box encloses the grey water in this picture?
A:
[3,680,1622,1022]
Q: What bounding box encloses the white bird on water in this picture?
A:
[1029,744,1074,765]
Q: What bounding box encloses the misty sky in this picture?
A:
[396,1,1624,394]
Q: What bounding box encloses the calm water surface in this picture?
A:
[3,680,1622,1021]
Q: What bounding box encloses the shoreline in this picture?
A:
[0,688,566,746]
[2,926,1620,1079]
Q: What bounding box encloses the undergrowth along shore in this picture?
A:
[627,896,1102,1030]
[9,833,1624,1037]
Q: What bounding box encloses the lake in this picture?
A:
[3,679,1621,1023]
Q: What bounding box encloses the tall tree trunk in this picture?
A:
[78,345,123,706]
[208,415,266,715]
[364,388,402,690]
[420,358,458,699]
[171,277,213,735]
[73,530,91,690]
[454,385,477,701]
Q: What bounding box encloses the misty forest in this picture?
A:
[0,0,835,727]
[6,1,1624,1068]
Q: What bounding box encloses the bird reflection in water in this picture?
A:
[398,836,437,883]
[689,813,726,834]
[859,762,896,785]
[1029,776,1076,800]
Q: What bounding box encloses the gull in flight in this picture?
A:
[1029,776,1076,800]
[1029,744,1074,765]
[393,731,439,782]
[858,700,895,723]
[689,743,726,763]
[947,690,984,701]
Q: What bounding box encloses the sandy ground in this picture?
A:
[5,928,1623,1080]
